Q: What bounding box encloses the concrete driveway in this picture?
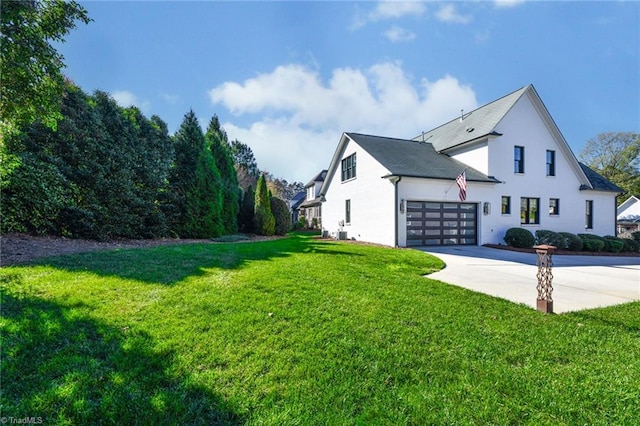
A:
[420,246,640,313]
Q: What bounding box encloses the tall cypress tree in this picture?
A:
[254,174,275,236]
[205,115,239,234]
[169,110,223,238]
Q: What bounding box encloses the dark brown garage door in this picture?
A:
[406,201,477,246]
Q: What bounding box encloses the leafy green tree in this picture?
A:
[253,175,275,236]
[169,110,223,238]
[579,132,640,200]
[0,0,91,134]
[206,115,239,234]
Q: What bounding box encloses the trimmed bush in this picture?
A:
[559,232,583,251]
[632,231,640,242]
[603,235,624,253]
[583,239,605,252]
[622,238,640,252]
[504,227,535,248]
[534,230,564,248]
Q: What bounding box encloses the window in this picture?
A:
[345,199,351,224]
[514,146,525,173]
[520,197,539,224]
[585,200,593,229]
[546,150,556,176]
[341,153,356,181]
[549,198,559,215]
[501,196,511,214]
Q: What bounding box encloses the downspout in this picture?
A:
[394,176,402,247]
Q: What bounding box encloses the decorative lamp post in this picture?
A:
[534,244,555,313]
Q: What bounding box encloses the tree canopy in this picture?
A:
[579,132,640,199]
[1,0,91,135]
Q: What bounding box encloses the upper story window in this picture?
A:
[307,186,315,199]
[546,150,556,176]
[514,146,525,174]
[341,153,356,182]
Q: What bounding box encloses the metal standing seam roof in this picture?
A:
[413,85,530,152]
[345,133,499,183]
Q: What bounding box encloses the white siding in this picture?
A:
[322,138,396,246]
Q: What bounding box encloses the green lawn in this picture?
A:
[1,234,639,425]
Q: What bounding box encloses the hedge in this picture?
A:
[504,228,535,248]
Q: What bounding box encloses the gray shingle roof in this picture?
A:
[579,163,625,193]
[414,85,530,152]
[305,170,327,187]
[346,133,499,183]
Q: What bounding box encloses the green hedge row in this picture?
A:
[503,228,639,253]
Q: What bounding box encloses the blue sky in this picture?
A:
[57,1,639,183]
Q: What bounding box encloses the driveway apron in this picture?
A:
[420,246,640,313]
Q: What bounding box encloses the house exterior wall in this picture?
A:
[445,93,617,243]
[397,177,497,246]
[322,138,396,246]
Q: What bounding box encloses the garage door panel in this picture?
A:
[405,201,477,246]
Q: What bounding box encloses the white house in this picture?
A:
[298,170,327,229]
[617,196,640,235]
[320,85,623,247]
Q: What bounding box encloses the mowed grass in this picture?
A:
[1,234,639,425]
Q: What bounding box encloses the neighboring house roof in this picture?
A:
[299,197,323,209]
[346,133,499,183]
[413,85,529,152]
[290,191,306,210]
[617,195,640,220]
[578,163,625,193]
[305,170,327,187]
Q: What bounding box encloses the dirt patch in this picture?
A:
[0,233,279,267]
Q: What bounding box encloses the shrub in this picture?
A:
[534,230,564,248]
[504,228,535,248]
[622,238,640,252]
[583,239,605,252]
[632,231,640,242]
[270,197,292,236]
[578,233,610,252]
[603,235,624,253]
[559,232,583,251]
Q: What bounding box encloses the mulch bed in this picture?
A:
[0,233,280,267]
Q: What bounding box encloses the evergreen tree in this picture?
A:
[238,185,255,233]
[169,110,223,238]
[254,174,275,236]
[205,115,239,234]
[270,196,291,235]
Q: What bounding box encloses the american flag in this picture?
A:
[456,171,467,201]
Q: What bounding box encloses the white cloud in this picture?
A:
[383,26,417,42]
[112,90,151,114]
[351,1,426,30]
[494,0,525,8]
[209,62,477,182]
[435,4,472,24]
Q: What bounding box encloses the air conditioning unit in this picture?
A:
[337,231,347,240]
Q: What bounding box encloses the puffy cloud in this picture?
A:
[383,26,417,42]
[494,0,526,8]
[112,90,151,113]
[209,62,477,182]
[435,4,472,24]
[351,1,426,30]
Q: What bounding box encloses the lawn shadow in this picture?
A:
[0,279,243,425]
[28,234,362,285]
